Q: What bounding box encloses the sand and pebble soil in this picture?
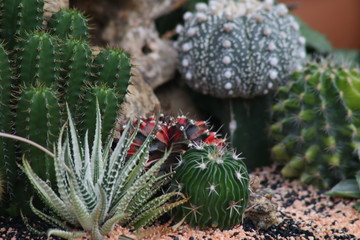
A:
[1,165,359,240]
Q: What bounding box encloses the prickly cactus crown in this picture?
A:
[271,60,360,189]
[176,0,306,98]
[172,144,250,229]
[118,115,225,168]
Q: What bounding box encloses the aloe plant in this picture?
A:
[1,105,188,240]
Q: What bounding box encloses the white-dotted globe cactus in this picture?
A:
[176,0,306,98]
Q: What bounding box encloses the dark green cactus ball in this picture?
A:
[176,0,306,98]
[172,145,250,230]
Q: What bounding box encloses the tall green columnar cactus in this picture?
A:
[0,43,17,195]
[83,84,120,143]
[0,0,131,216]
[15,85,61,182]
[58,39,92,115]
[47,8,89,40]
[271,60,360,189]
[92,49,132,98]
[172,145,250,230]
[176,0,306,168]
[0,0,43,49]
[16,31,59,86]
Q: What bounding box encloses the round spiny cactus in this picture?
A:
[271,60,360,189]
[176,0,306,98]
[172,144,249,229]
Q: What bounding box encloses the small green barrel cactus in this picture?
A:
[172,144,250,229]
[271,60,360,189]
[176,0,306,98]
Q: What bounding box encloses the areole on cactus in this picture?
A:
[271,59,360,189]
[176,0,306,98]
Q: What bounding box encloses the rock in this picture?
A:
[71,0,180,88]
[44,0,69,18]
[244,175,279,230]
[155,80,205,120]
[115,67,161,137]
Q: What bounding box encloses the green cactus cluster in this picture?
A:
[271,60,360,189]
[0,0,131,215]
[172,144,250,230]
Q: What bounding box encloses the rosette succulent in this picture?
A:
[10,105,186,240]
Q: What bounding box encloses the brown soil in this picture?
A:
[1,165,359,240]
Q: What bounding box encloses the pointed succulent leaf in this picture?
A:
[54,125,71,204]
[114,149,170,215]
[102,121,139,203]
[29,197,70,230]
[68,180,92,231]
[67,105,83,178]
[90,102,103,185]
[90,187,108,228]
[132,197,189,230]
[326,179,360,198]
[100,212,129,235]
[129,192,181,226]
[48,229,86,240]
[19,158,73,222]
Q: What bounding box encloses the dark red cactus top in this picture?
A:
[118,115,225,168]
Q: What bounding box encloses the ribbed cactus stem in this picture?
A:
[48,9,89,40]
[226,95,273,169]
[17,31,59,87]
[15,85,61,182]
[0,0,43,50]
[59,39,92,115]
[173,145,249,230]
[0,43,17,198]
[83,85,119,143]
[92,49,131,102]
[0,44,12,125]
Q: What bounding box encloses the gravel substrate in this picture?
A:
[1,164,359,240]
